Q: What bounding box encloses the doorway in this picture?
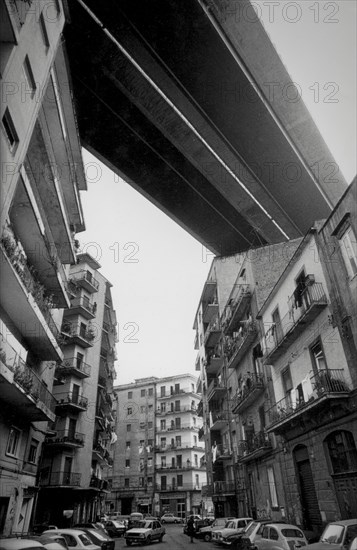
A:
[293,445,321,532]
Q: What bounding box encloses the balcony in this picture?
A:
[93,442,111,465]
[210,412,229,431]
[45,429,85,447]
[155,483,202,492]
[56,356,91,379]
[70,270,99,293]
[202,298,219,324]
[66,296,97,320]
[157,405,198,415]
[206,348,224,375]
[197,400,203,417]
[225,320,257,368]
[61,321,96,348]
[0,240,63,361]
[0,336,56,422]
[204,315,221,349]
[213,480,236,495]
[55,391,88,412]
[266,369,351,434]
[237,431,273,463]
[39,470,81,487]
[156,463,205,472]
[214,444,233,461]
[207,379,226,401]
[90,475,111,491]
[221,284,251,335]
[231,373,265,414]
[264,281,328,362]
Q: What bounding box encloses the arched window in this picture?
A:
[325,431,357,474]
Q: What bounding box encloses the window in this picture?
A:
[147,477,153,485]
[148,422,153,429]
[195,474,199,487]
[23,55,36,98]
[325,430,357,474]
[269,528,279,541]
[28,438,39,463]
[160,386,166,397]
[147,457,153,468]
[161,456,166,467]
[161,476,167,490]
[2,108,19,152]
[161,403,166,413]
[176,436,181,447]
[127,407,132,416]
[126,424,131,432]
[124,478,130,488]
[39,12,50,49]
[194,454,198,466]
[148,388,153,396]
[140,406,145,413]
[6,427,21,456]
[148,439,153,447]
[125,459,130,468]
[193,435,197,446]
[160,438,166,449]
[140,422,146,429]
[148,404,153,411]
[175,418,181,429]
[338,224,357,278]
[139,440,144,447]
[126,441,131,449]
[175,384,180,394]
[160,419,166,430]
[139,458,144,470]
[128,391,133,399]
[282,367,293,405]
[141,389,145,397]
[310,340,327,374]
[175,400,180,411]
[267,466,279,508]
[139,477,144,487]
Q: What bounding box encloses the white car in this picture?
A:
[0,541,46,550]
[255,523,308,550]
[212,518,253,544]
[124,519,165,545]
[43,529,100,550]
[160,513,182,524]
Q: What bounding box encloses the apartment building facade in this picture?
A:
[0,0,86,535]
[108,374,205,518]
[195,179,357,530]
[35,254,118,527]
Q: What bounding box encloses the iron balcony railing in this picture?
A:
[237,431,272,458]
[155,483,203,492]
[70,296,96,316]
[39,470,81,486]
[224,320,257,368]
[46,429,85,446]
[57,356,91,377]
[231,373,265,413]
[70,270,99,291]
[221,284,251,334]
[55,391,88,409]
[61,322,96,344]
[90,476,111,490]
[267,369,350,428]
[214,444,233,460]
[213,481,236,494]
[264,281,328,360]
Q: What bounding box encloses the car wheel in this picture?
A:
[204,533,212,542]
[159,535,164,542]
[146,535,151,545]
[161,520,165,524]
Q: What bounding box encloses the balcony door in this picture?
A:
[272,308,283,345]
[68,418,76,440]
[63,456,73,484]
[72,383,80,404]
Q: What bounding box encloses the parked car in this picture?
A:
[29,535,68,550]
[255,523,308,550]
[72,528,114,550]
[160,513,182,524]
[127,513,144,530]
[73,524,109,537]
[104,520,126,537]
[349,536,357,550]
[124,519,165,545]
[43,529,101,550]
[196,517,236,542]
[212,518,253,545]
[233,520,287,549]
[0,540,46,550]
[307,520,357,550]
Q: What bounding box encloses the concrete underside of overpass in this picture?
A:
[64,0,347,255]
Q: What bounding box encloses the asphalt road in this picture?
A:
[114,523,211,549]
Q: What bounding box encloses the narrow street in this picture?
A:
[114,524,209,549]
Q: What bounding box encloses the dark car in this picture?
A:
[72,528,114,550]
[104,520,126,538]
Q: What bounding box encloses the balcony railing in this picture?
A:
[213,480,236,494]
[264,281,328,362]
[55,391,88,410]
[45,429,85,446]
[157,405,198,415]
[156,463,204,471]
[90,475,111,491]
[155,483,202,492]
[237,431,272,462]
[61,322,96,347]
[267,369,350,432]
[70,270,99,292]
[221,284,251,335]
[214,444,233,460]
[210,412,229,430]
[204,315,221,348]
[224,320,257,368]
[69,296,97,318]
[207,379,226,401]
[231,373,265,414]
[206,347,224,375]
[57,356,91,378]
[39,470,81,487]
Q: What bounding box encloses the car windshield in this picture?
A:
[78,535,92,546]
[87,530,106,541]
[245,522,259,537]
[282,529,304,538]
[136,521,152,529]
[320,525,345,544]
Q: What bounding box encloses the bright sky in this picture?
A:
[79,1,356,385]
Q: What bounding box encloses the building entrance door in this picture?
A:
[294,446,321,532]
